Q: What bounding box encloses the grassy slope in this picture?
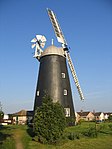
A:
[0,122,112,149]
[24,136,112,149]
[22,122,112,149]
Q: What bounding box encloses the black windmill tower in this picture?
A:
[31,9,84,118]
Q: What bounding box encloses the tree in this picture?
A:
[108,114,112,121]
[0,111,4,120]
[33,94,66,144]
[0,102,4,121]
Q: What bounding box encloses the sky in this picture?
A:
[0,0,112,114]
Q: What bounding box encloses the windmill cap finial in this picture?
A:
[51,39,54,45]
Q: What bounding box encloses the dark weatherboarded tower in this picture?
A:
[34,45,75,118]
[31,9,84,120]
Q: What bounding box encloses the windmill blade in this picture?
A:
[47,8,67,47]
[36,35,46,48]
[36,35,42,41]
[31,43,36,49]
[39,36,47,48]
[31,38,37,43]
[36,35,46,43]
[41,36,47,42]
[66,52,84,100]
[40,42,46,48]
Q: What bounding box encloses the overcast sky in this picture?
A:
[0,0,112,114]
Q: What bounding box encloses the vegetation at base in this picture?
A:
[0,122,112,149]
[82,126,97,138]
[0,111,4,121]
[0,125,16,149]
[33,94,66,144]
[66,117,75,126]
[108,114,112,121]
[0,102,4,121]
[67,132,80,140]
[108,124,112,131]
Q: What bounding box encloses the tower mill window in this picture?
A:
[61,73,65,78]
[37,91,39,96]
[64,108,70,117]
[64,89,67,95]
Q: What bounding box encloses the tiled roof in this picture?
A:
[104,112,112,115]
[13,110,33,116]
[94,112,102,116]
[77,111,90,116]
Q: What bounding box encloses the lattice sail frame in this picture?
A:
[47,8,67,47]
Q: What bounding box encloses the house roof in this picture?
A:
[13,110,33,116]
[94,112,102,116]
[77,111,90,116]
[104,112,112,115]
[13,110,26,116]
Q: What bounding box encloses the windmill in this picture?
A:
[31,9,84,120]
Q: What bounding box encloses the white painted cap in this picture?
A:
[41,45,65,57]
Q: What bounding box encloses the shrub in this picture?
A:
[68,132,75,140]
[67,132,80,140]
[33,94,66,144]
[0,111,4,121]
[77,119,85,125]
[97,124,106,132]
[108,124,112,131]
[66,117,75,126]
[83,127,97,138]
[108,115,112,121]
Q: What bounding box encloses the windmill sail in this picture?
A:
[47,8,84,100]
[66,53,84,100]
[31,35,46,59]
[47,8,67,47]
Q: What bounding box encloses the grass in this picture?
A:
[0,122,112,149]
[0,125,16,149]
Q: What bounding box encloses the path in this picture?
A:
[13,128,24,149]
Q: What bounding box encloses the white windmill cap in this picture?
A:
[41,45,65,57]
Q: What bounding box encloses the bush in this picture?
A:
[67,132,80,140]
[83,127,97,138]
[0,111,4,121]
[77,119,85,125]
[97,124,106,132]
[108,115,112,122]
[66,117,75,126]
[33,94,66,144]
[108,124,112,131]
